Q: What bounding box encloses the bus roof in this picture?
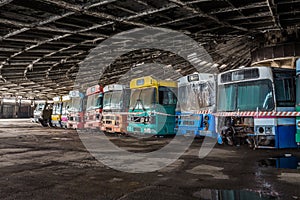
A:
[69,90,84,98]
[130,76,177,89]
[103,84,127,93]
[62,95,71,102]
[178,73,215,86]
[218,66,272,85]
[218,66,295,85]
[53,96,61,102]
[86,85,103,96]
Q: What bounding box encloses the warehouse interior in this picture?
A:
[0,0,299,99]
[0,0,300,200]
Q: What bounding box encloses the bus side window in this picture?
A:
[167,91,173,104]
[163,91,170,105]
[159,87,177,105]
[168,91,177,105]
[275,77,295,107]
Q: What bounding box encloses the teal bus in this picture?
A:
[127,76,177,135]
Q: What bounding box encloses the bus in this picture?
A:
[51,96,62,127]
[127,76,177,135]
[33,100,53,127]
[176,73,217,137]
[101,84,130,134]
[84,85,104,129]
[61,95,71,128]
[296,59,300,146]
[33,100,46,123]
[216,66,297,149]
[67,90,86,129]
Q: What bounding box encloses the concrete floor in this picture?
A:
[0,119,299,200]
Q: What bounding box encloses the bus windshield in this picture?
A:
[52,103,61,115]
[130,88,155,111]
[86,93,103,111]
[218,79,274,112]
[178,81,215,112]
[68,97,81,112]
[103,91,123,111]
[35,103,45,111]
[62,101,71,115]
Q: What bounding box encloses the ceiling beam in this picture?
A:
[277,0,300,4]
[157,14,199,26]
[83,0,119,9]
[126,4,177,20]
[226,12,271,21]
[225,0,252,24]
[2,0,183,88]
[209,2,267,14]
[112,4,137,15]
[169,0,249,32]
[1,3,179,75]
[266,0,283,30]
[0,0,13,7]
[0,12,74,40]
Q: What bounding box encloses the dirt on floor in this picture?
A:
[0,119,299,200]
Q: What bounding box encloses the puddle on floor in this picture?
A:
[193,189,279,200]
[258,155,300,169]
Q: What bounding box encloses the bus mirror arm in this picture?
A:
[262,92,273,110]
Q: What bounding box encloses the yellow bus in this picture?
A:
[51,96,62,127]
[127,76,177,135]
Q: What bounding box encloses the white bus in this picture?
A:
[216,66,297,149]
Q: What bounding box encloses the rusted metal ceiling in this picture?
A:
[0,0,299,99]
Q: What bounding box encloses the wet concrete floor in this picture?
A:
[0,119,299,200]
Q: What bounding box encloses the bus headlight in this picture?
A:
[144,116,150,123]
[265,127,272,134]
[258,127,265,134]
[203,121,209,130]
[203,115,209,130]
[256,126,274,135]
[204,115,209,121]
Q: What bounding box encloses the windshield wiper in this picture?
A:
[136,99,146,112]
[132,90,146,112]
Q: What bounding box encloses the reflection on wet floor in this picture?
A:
[258,156,300,169]
[193,189,279,200]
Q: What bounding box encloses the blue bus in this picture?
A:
[176,73,217,137]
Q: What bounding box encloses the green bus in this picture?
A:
[127,76,177,135]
